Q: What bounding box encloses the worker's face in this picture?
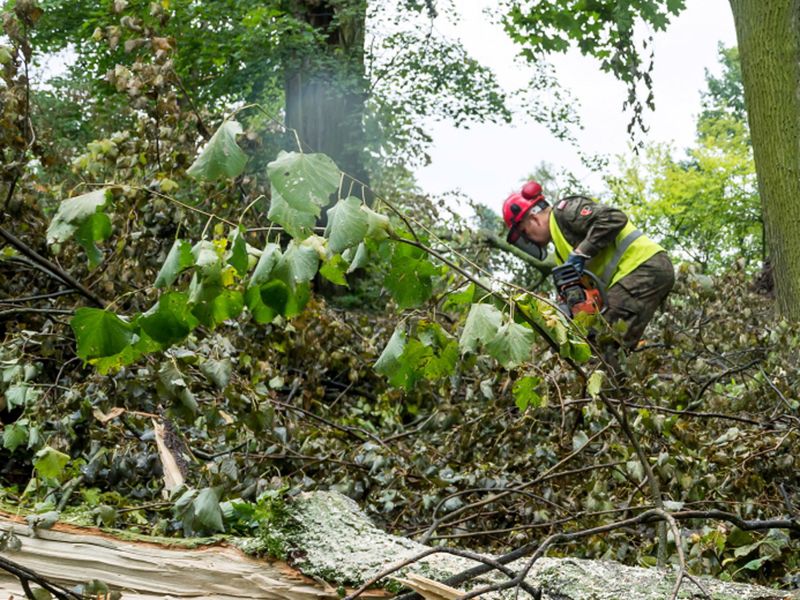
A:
[520,207,551,246]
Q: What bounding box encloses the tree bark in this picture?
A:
[284,0,370,204]
[728,0,800,319]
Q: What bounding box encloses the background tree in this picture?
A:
[606,47,761,273]
[502,0,800,319]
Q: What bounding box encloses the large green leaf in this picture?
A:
[384,246,439,309]
[155,239,195,288]
[140,292,200,346]
[266,151,340,239]
[275,241,320,287]
[375,328,415,388]
[325,196,369,254]
[190,285,244,328]
[70,308,135,361]
[267,190,319,240]
[186,120,248,181]
[246,280,310,324]
[319,255,349,286]
[363,206,392,241]
[33,446,70,479]
[459,303,503,353]
[267,151,340,213]
[485,322,536,369]
[47,188,113,268]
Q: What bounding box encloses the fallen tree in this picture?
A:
[1,492,793,600]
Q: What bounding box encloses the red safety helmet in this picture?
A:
[502,181,546,243]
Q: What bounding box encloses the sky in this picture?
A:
[414,0,739,214]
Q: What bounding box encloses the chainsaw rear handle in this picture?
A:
[551,264,609,317]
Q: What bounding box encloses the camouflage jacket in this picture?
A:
[551,195,628,259]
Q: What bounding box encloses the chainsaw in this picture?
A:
[551,264,608,319]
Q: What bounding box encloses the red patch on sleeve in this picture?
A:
[557,200,567,210]
[580,207,593,216]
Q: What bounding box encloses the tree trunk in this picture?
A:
[284,0,370,204]
[728,0,800,319]
[0,493,788,600]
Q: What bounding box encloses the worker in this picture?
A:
[503,180,675,349]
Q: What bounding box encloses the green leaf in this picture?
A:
[191,240,222,272]
[319,255,349,286]
[193,487,225,533]
[140,292,200,346]
[227,229,249,276]
[200,358,232,389]
[443,283,476,311]
[267,190,318,240]
[267,151,340,213]
[325,196,369,254]
[362,205,392,241]
[248,243,282,287]
[70,308,134,361]
[459,303,503,353]
[384,250,438,309]
[5,383,40,409]
[186,120,248,181]
[191,286,244,328]
[3,422,28,453]
[276,241,320,287]
[33,446,70,479]
[485,322,535,369]
[346,242,369,273]
[586,370,606,398]
[266,151,340,239]
[587,370,606,398]
[246,275,310,324]
[513,376,543,411]
[155,239,195,288]
[47,189,113,268]
[375,328,407,378]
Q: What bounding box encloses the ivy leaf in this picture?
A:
[3,422,28,453]
[155,239,194,288]
[513,376,543,411]
[186,120,248,181]
[47,188,113,268]
[266,151,340,239]
[459,304,503,353]
[5,384,39,409]
[326,196,369,254]
[71,308,134,361]
[200,358,232,389]
[485,322,536,369]
[192,487,225,533]
[587,370,606,398]
[33,446,70,479]
[140,292,200,346]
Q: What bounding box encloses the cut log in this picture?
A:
[0,492,795,599]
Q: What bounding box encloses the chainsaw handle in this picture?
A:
[581,270,609,314]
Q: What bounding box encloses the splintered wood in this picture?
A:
[0,516,387,599]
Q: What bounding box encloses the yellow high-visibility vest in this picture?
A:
[549,211,664,288]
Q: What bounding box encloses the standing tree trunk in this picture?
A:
[728,0,800,319]
[284,0,370,204]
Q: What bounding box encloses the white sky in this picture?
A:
[414,0,739,213]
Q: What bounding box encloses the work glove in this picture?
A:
[565,252,587,274]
